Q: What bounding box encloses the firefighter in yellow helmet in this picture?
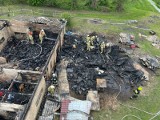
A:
[27,28,34,44]
[90,36,96,46]
[39,29,46,44]
[87,40,91,51]
[100,41,106,53]
[48,85,55,96]
[130,86,142,99]
[86,35,91,51]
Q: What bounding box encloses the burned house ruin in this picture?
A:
[0,17,66,120]
[0,15,152,120]
[57,34,148,99]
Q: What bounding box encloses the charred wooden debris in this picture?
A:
[57,34,147,96]
[0,17,66,120]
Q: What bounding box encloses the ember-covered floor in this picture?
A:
[0,31,58,71]
[57,34,145,99]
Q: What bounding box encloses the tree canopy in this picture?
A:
[0,0,128,12]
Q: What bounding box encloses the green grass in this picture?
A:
[139,40,160,56]
[93,76,160,120]
[153,0,160,8]
[1,1,160,120]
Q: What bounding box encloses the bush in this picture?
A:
[61,12,72,28]
[27,0,44,6]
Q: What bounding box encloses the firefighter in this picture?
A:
[19,84,25,92]
[39,29,46,44]
[100,41,106,53]
[86,35,91,51]
[86,35,90,43]
[87,39,91,51]
[130,86,143,99]
[48,85,55,96]
[90,36,96,46]
[27,28,34,44]
[51,73,58,85]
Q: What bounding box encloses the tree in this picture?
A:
[27,0,44,6]
[71,0,78,9]
[44,0,57,7]
[85,0,99,9]
[113,0,126,12]
[98,0,109,6]
[91,0,99,9]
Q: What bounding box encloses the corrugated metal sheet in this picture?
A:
[67,112,88,120]
[38,100,59,120]
[68,101,91,114]
[60,100,91,120]
[38,115,53,120]
[42,100,56,116]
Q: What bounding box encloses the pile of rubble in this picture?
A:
[0,35,56,71]
[58,34,145,96]
[139,31,160,49]
[139,55,160,71]
[0,81,10,100]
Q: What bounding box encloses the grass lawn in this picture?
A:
[1,0,160,120]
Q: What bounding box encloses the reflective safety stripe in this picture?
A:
[134,90,138,94]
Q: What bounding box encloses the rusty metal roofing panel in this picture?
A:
[60,100,71,120]
[61,100,71,114]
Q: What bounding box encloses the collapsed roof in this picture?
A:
[57,34,146,97]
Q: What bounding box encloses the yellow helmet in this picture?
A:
[137,86,142,91]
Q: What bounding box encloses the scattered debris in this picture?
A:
[119,33,137,48]
[139,56,160,71]
[139,33,160,49]
[133,63,149,81]
[58,34,145,97]
[86,91,100,111]
[88,19,104,24]
[96,78,107,90]
[0,32,57,71]
[139,33,147,39]
[38,97,60,120]
[0,103,24,112]
[149,30,156,35]
[146,35,158,42]
[60,100,91,120]
[127,20,138,24]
